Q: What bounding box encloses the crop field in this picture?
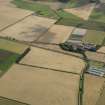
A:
[37,25,74,44]
[85,51,105,63]
[0,49,19,71]
[0,39,29,71]
[20,47,85,74]
[82,30,105,45]
[0,15,56,42]
[12,0,105,31]
[97,46,105,54]
[33,43,83,58]
[64,3,95,20]
[96,87,105,105]
[12,0,59,19]
[83,74,105,105]
[0,39,28,54]
[0,5,33,31]
[0,64,80,105]
[88,61,105,68]
[90,4,105,23]
[0,97,27,105]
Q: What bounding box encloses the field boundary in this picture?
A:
[0,96,30,105]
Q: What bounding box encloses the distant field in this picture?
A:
[90,4,105,23]
[82,30,105,45]
[12,0,59,19]
[12,0,105,31]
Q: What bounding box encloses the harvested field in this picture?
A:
[83,74,105,105]
[0,6,33,31]
[85,51,105,63]
[33,43,83,58]
[96,86,105,105]
[20,47,86,74]
[0,39,28,54]
[82,30,105,45]
[0,64,80,105]
[64,3,95,20]
[0,97,28,105]
[0,15,56,42]
[37,25,74,44]
[97,46,105,54]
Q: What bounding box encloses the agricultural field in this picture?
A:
[88,61,105,68]
[0,64,81,105]
[1,0,105,105]
[97,46,105,54]
[33,43,83,58]
[90,3,105,23]
[0,38,29,71]
[96,87,105,105]
[0,15,56,42]
[85,51,105,63]
[64,3,95,20]
[12,0,105,31]
[20,47,86,74]
[82,30,105,45]
[12,0,59,19]
[0,97,27,105]
[37,25,74,44]
[83,74,105,105]
[0,5,33,31]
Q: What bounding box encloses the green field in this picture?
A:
[0,38,28,54]
[12,0,59,19]
[65,0,90,8]
[82,30,105,45]
[0,38,28,72]
[90,4,105,23]
[12,0,105,31]
[88,61,105,68]
[0,49,19,71]
[0,97,27,105]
